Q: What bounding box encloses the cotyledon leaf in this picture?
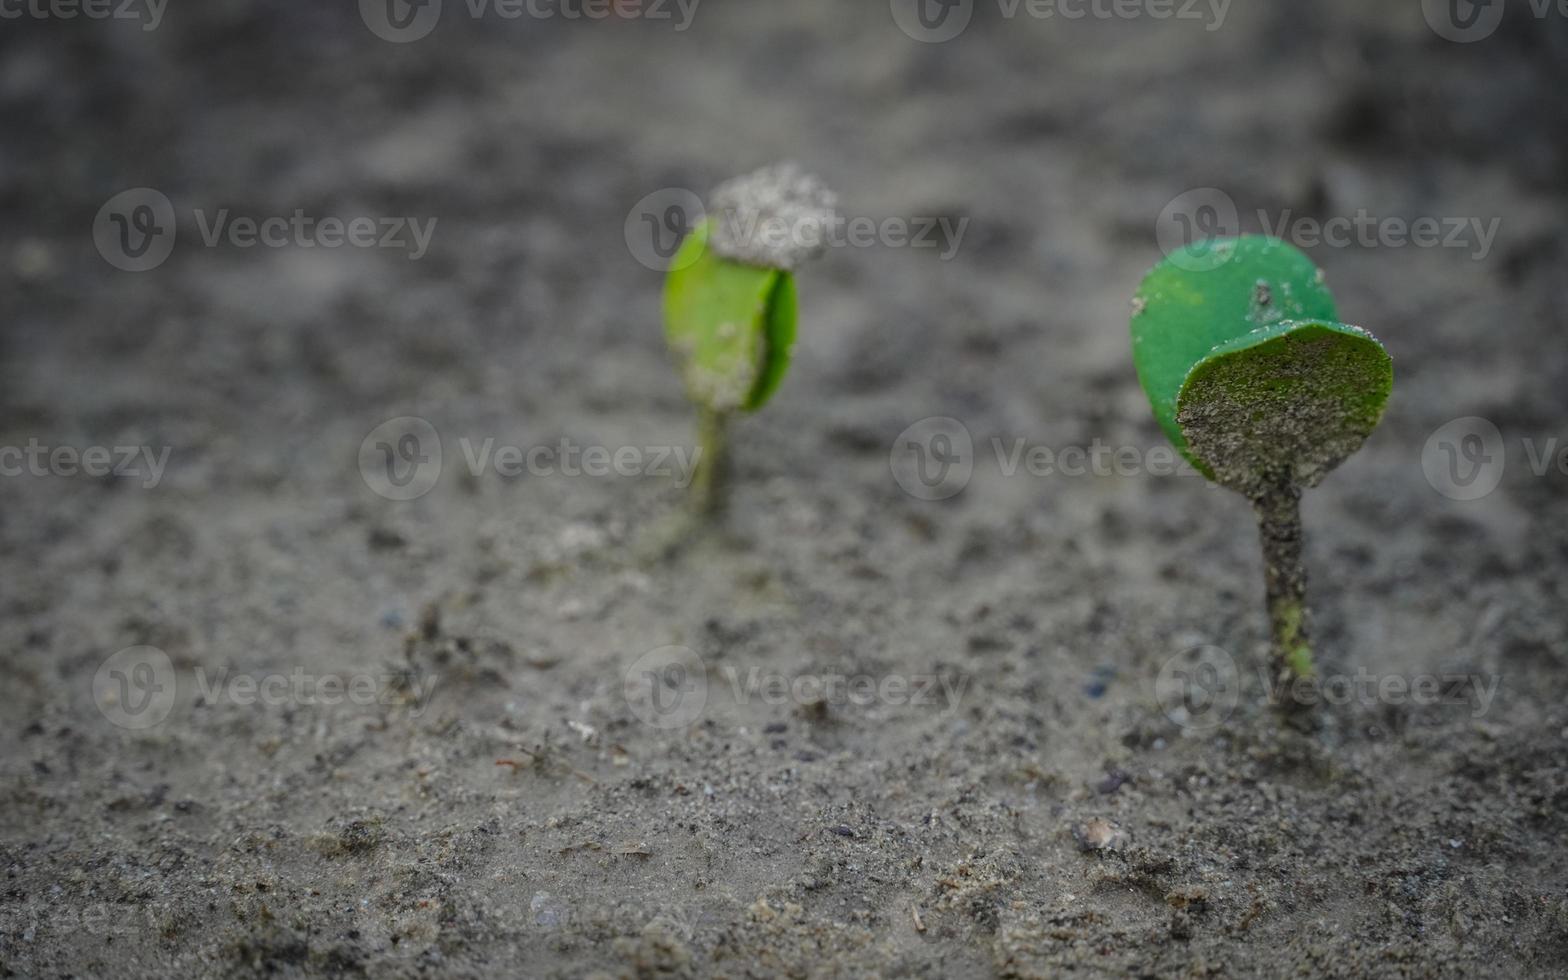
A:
[1177,319,1393,494]
[663,219,798,414]
[1131,236,1390,488]
[1132,236,1338,467]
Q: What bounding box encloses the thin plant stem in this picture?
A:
[689,407,730,518]
[1253,484,1313,682]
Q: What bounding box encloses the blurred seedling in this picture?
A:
[1131,236,1392,686]
[661,163,836,520]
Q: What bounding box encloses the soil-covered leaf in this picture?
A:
[1177,319,1393,494]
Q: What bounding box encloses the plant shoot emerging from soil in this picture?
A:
[1131,237,1393,684]
[662,163,835,517]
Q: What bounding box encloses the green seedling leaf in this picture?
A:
[1129,236,1393,685]
[1132,236,1338,472]
[654,163,829,530]
[663,219,798,415]
[1131,235,1389,487]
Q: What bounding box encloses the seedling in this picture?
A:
[662,163,835,516]
[1130,236,1392,683]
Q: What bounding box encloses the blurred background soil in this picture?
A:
[1,1,1566,976]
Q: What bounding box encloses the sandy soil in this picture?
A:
[2,1,1566,976]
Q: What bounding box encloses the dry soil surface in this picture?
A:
[2,1,1566,977]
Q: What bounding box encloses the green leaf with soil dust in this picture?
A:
[1131,236,1391,490]
[663,220,798,414]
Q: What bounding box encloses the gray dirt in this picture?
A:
[2,1,1566,977]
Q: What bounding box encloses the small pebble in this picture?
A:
[1096,770,1130,795]
[1074,818,1128,852]
[1084,665,1116,699]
